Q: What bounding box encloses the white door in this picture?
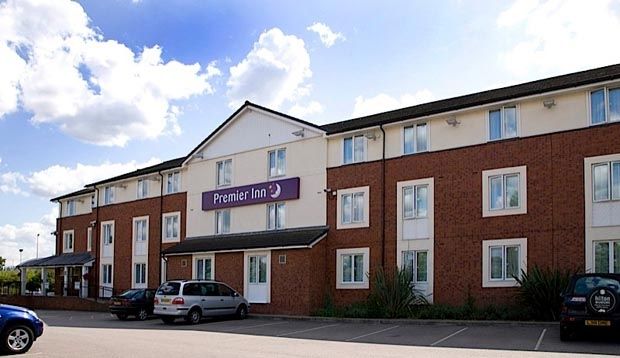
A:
[246,254,269,303]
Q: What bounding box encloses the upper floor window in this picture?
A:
[593,161,620,202]
[404,123,428,154]
[267,203,285,230]
[215,209,230,234]
[488,106,518,141]
[216,160,232,187]
[163,213,180,242]
[103,186,114,205]
[102,223,114,245]
[63,231,74,253]
[343,135,365,164]
[403,185,428,219]
[87,227,93,252]
[489,173,520,210]
[341,192,364,224]
[66,200,76,216]
[137,179,148,199]
[594,240,620,273]
[166,172,180,194]
[134,218,148,242]
[268,148,286,178]
[482,166,527,217]
[590,88,620,125]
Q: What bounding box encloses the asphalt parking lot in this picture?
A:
[26,310,620,357]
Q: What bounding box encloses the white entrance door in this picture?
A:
[246,254,269,303]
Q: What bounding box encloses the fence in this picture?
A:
[0,283,20,296]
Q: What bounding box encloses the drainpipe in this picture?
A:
[158,171,164,285]
[94,187,99,298]
[380,124,386,269]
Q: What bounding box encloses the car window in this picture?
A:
[157,282,180,296]
[119,289,142,299]
[218,284,234,297]
[572,276,620,295]
[145,291,154,300]
[183,283,203,296]
[204,283,219,296]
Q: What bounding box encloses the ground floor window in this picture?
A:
[102,264,112,285]
[194,256,214,280]
[482,238,527,288]
[402,250,428,283]
[336,247,370,289]
[594,240,620,273]
[248,255,267,284]
[134,263,146,285]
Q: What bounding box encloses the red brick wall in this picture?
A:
[166,255,191,280]
[214,252,244,293]
[0,295,108,312]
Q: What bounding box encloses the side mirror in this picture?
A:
[232,292,239,297]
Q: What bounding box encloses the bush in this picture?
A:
[368,266,427,318]
[514,266,574,321]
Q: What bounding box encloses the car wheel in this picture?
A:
[236,305,248,320]
[116,313,128,321]
[560,325,573,342]
[161,316,176,324]
[185,309,202,325]
[1,325,34,354]
[137,308,148,321]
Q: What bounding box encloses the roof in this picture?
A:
[18,252,95,268]
[85,156,185,187]
[50,188,95,202]
[163,226,329,255]
[321,63,620,135]
[183,101,325,165]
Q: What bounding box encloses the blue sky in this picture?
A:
[1,0,619,265]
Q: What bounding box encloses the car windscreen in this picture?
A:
[157,282,181,296]
[572,276,620,296]
[118,289,143,299]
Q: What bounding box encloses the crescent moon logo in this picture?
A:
[270,183,282,198]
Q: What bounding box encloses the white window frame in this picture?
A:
[268,148,286,178]
[137,179,148,199]
[87,227,92,252]
[401,250,429,283]
[402,184,429,219]
[487,105,519,141]
[482,166,527,217]
[165,171,181,194]
[66,200,76,216]
[133,216,149,242]
[482,238,527,288]
[403,122,429,155]
[267,203,285,230]
[337,186,370,229]
[216,159,232,187]
[162,212,181,242]
[243,251,272,304]
[134,262,147,287]
[336,247,370,289]
[592,161,620,202]
[192,254,215,280]
[103,186,114,205]
[102,222,114,246]
[63,230,74,253]
[215,209,231,235]
[102,264,113,285]
[342,134,367,165]
[589,87,620,125]
[593,240,620,273]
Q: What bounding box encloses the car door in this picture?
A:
[200,283,223,316]
[217,284,237,315]
[145,290,155,313]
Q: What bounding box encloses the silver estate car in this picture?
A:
[154,280,250,324]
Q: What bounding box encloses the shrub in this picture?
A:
[368,266,428,318]
[514,266,574,321]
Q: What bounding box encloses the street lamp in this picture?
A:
[36,234,40,258]
[19,248,23,264]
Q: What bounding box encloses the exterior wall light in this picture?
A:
[543,99,556,109]
[446,117,460,127]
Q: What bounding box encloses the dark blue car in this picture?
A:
[0,304,44,354]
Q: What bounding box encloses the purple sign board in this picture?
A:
[202,177,300,211]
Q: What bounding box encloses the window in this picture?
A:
[336,248,370,289]
[488,106,518,141]
[134,219,147,242]
[104,186,114,205]
[402,250,428,283]
[215,210,230,234]
[195,257,213,280]
[267,203,285,230]
[482,238,527,288]
[594,241,620,273]
[248,255,267,284]
[218,284,233,296]
[63,231,74,253]
[403,185,428,219]
[134,263,146,285]
[166,171,180,194]
[593,162,620,202]
[137,179,148,199]
[87,227,92,252]
[163,213,180,242]
[482,166,527,217]
[66,200,76,216]
[404,123,428,154]
[341,192,364,224]
[102,264,113,285]
[343,135,365,164]
[489,173,520,210]
[268,149,286,178]
[102,223,114,245]
[216,160,232,187]
[590,87,620,125]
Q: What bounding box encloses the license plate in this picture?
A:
[161,298,171,304]
[585,320,611,327]
[113,302,121,306]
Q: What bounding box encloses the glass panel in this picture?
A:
[609,88,620,122]
[416,251,428,282]
[277,149,286,176]
[595,242,610,273]
[416,124,428,152]
[402,251,414,281]
[354,135,364,162]
[490,247,503,279]
[593,163,610,201]
[503,106,517,138]
[343,137,353,164]
[591,89,606,124]
[490,176,503,210]
[258,256,267,283]
[505,174,520,208]
[197,259,204,280]
[354,254,364,282]
[403,126,414,154]
[223,211,230,233]
[614,242,620,274]
[268,152,276,177]
[342,255,352,282]
[249,257,257,283]
[341,194,352,224]
[167,174,173,193]
[173,216,179,237]
[267,205,275,230]
[353,193,364,222]
[415,185,428,217]
[206,259,212,280]
[489,110,502,140]
[612,162,620,200]
[505,246,519,279]
[277,203,285,229]
[166,217,173,238]
[403,187,414,218]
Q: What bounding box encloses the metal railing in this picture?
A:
[0,283,20,296]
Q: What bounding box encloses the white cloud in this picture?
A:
[498,0,620,77]
[0,207,58,267]
[0,0,219,146]
[227,28,312,110]
[307,22,346,48]
[0,172,27,196]
[287,101,324,119]
[352,90,435,118]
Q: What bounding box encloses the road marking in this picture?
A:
[345,325,400,341]
[223,321,287,332]
[430,327,468,346]
[277,323,340,337]
[534,328,547,351]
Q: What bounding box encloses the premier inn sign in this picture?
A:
[202,177,300,210]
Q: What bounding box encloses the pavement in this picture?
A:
[19,310,620,357]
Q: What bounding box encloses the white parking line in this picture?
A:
[345,325,400,342]
[223,321,287,332]
[534,328,547,351]
[277,323,340,337]
[430,327,468,346]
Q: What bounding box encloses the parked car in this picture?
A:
[154,280,249,324]
[560,273,620,341]
[0,304,44,354]
[109,288,156,320]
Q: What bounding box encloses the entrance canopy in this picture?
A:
[18,252,94,268]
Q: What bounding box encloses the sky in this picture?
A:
[1,0,620,266]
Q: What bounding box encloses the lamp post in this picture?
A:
[19,248,23,264]
[36,234,39,258]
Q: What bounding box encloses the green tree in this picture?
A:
[0,256,6,270]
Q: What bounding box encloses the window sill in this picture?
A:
[486,136,519,143]
[336,222,369,230]
[162,238,180,243]
[336,282,369,290]
[483,208,527,217]
[482,279,520,288]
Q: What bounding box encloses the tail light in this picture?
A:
[171,297,185,304]
[561,304,568,313]
[154,297,159,304]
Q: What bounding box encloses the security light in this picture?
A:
[543,99,556,109]
[292,129,305,137]
[445,117,460,127]
[364,132,377,140]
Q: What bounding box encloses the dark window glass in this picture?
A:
[204,283,219,296]
[156,282,180,296]
[218,284,234,296]
[572,276,620,296]
[119,289,142,299]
